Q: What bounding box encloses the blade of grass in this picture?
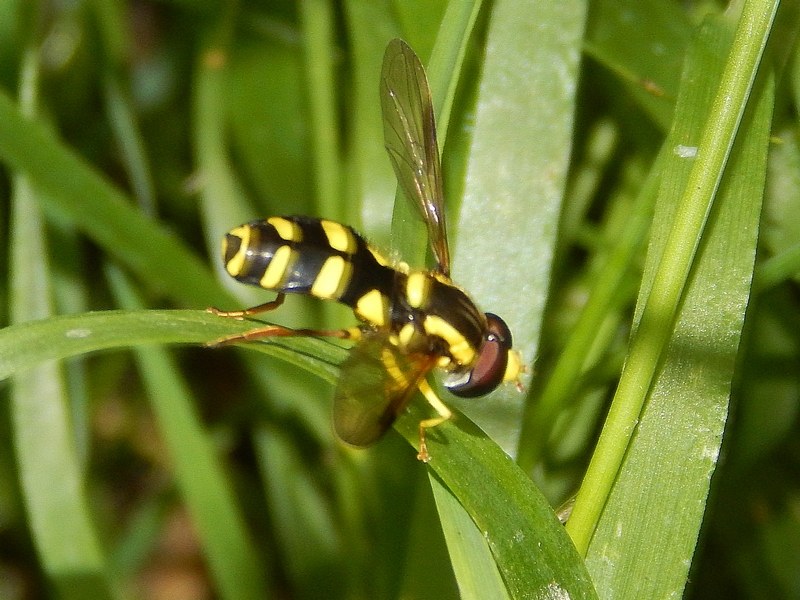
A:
[92,0,157,216]
[342,1,399,241]
[0,309,342,384]
[253,425,343,599]
[9,46,115,600]
[223,38,315,218]
[755,241,800,291]
[587,55,774,600]
[394,400,597,599]
[430,477,510,600]
[453,0,587,453]
[300,0,343,221]
[0,89,230,308]
[398,477,460,599]
[566,0,777,560]
[192,3,262,300]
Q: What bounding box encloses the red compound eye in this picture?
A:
[445,313,513,398]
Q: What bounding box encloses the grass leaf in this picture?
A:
[568,6,777,597]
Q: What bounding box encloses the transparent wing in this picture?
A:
[333,332,437,447]
[380,38,450,276]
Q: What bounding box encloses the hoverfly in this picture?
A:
[208,39,522,461]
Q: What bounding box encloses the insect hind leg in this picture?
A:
[206,307,362,348]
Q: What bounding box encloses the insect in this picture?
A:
[208,38,522,461]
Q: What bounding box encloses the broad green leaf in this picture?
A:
[453,0,586,454]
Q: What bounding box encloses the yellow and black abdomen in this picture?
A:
[222,216,397,324]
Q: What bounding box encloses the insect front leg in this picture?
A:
[415,379,453,462]
[207,292,287,319]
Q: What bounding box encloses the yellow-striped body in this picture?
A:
[222,215,488,373]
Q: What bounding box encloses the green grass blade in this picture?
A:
[0,90,230,308]
[567,2,778,556]
[93,0,157,216]
[9,48,115,600]
[453,0,587,453]
[394,401,597,599]
[253,426,343,598]
[299,0,342,221]
[193,13,268,305]
[0,309,342,384]
[430,477,510,600]
[342,2,399,241]
[563,5,777,597]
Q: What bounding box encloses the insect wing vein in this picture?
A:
[380,38,450,276]
[333,332,436,447]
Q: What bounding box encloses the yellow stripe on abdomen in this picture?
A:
[260,245,293,289]
[268,216,302,242]
[311,256,353,300]
[355,289,389,326]
[406,271,431,309]
[222,226,251,277]
[321,220,357,253]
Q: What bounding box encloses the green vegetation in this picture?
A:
[0,0,796,598]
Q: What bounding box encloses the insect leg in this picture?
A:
[415,379,453,462]
[207,293,286,319]
[206,322,362,348]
